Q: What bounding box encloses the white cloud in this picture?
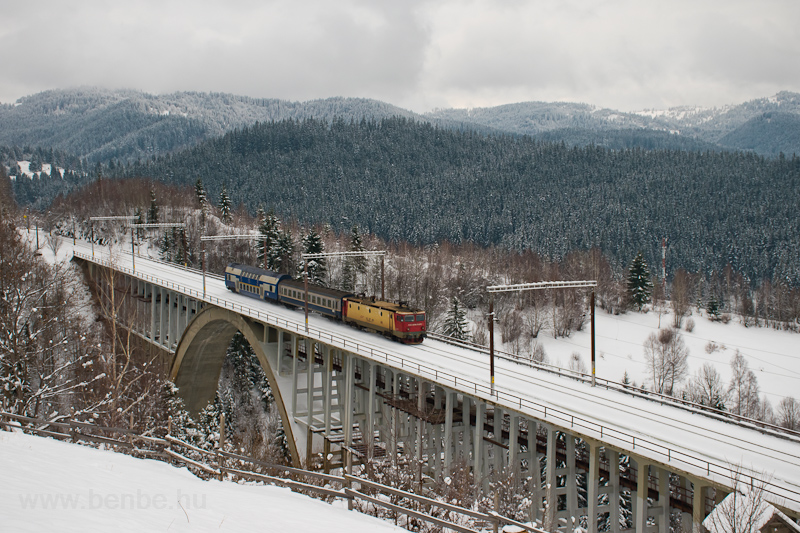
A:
[0,0,797,112]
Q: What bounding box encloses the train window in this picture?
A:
[417,314,425,322]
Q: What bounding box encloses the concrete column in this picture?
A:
[527,420,541,524]
[566,435,579,525]
[149,283,156,342]
[692,481,706,533]
[322,346,332,473]
[306,341,315,466]
[587,442,600,533]
[462,396,471,464]
[658,467,671,533]
[277,330,285,375]
[158,288,166,347]
[545,426,558,529]
[343,352,355,475]
[444,391,454,476]
[291,335,298,415]
[636,459,651,533]
[607,449,621,533]
[366,361,376,461]
[494,406,505,475]
[416,379,426,481]
[473,400,485,484]
[391,371,400,462]
[323,346,332,436]
[509,414,519,475]
[168,291,176,341]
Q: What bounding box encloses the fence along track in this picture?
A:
[0,411,547,533]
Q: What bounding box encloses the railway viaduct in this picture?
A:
[73,247,800,533]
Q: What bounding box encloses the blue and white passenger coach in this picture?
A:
[225,263,289,301]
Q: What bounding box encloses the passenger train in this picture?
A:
[225,263,426,344]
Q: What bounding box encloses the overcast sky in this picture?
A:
[2,0,798,113]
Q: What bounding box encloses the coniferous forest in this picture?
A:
[116,117,800,285]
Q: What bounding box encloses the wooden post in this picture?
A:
[131,227,135,272]
[489,300,495,395]
[591,290,596,387]
[381,254,385,301]
[303,263,309,333]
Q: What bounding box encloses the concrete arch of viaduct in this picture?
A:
[169,306,300,465]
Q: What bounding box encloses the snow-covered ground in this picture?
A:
[521,307,799,407]
[0,429,404,533]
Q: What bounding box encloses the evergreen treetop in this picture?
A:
[627,251,653,311]
[442,297,470,340]
[219,185,232,224]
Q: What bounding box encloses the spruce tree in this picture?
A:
[442,297,470,340]
[147,188,159,223]
[195,178,209,228]
[706,297,721,321]
[342,225,367,292]
[134,206,145,240]
[219,185,232,224]
[195,178,207,208]
[627,251,653,311]
[159,229,173,262]
[299,228,326,285]
[256,211,281,270]
[271,230,295,275]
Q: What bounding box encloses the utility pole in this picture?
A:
[488,301,496,395]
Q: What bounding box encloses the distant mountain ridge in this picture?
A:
[1,88,798,165]
[425,91,800,157]
[0,88,440,163]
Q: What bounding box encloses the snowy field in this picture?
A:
[516,307,799,408]
[0,429,404,533]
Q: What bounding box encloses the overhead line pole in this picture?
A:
[128,222,186,272]
[200,233,266,299]
[487,279,598,389]
[302,250,388,300]
[89,216,137,260]
[301,250,387,333]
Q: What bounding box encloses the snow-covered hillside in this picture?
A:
[0,430,404,533]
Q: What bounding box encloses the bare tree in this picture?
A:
[703,465,774,533]
[671,268,692,328]
[728,351,761,419]
[776,397,800,431]
[0,225,102,418]
[682,363,728,410]
[643,328,689,395]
